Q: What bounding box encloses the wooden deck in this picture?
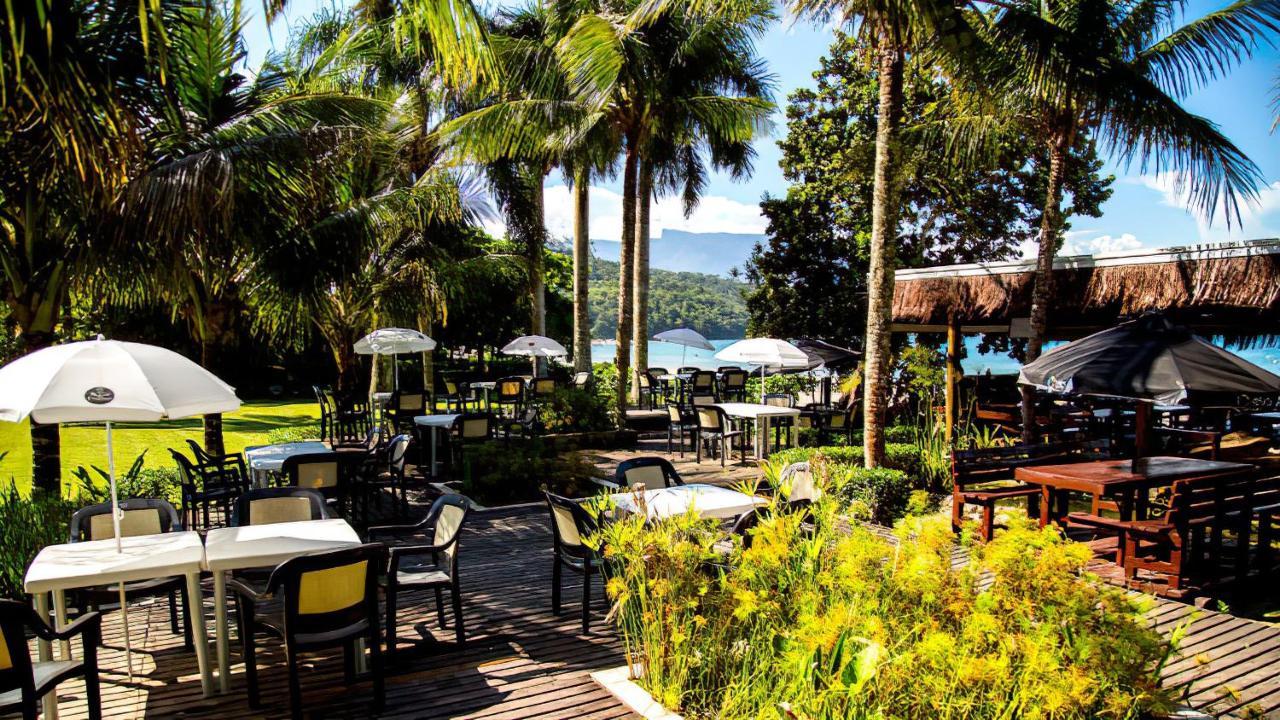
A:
[20,505,633,720]
[15,449,1280,719]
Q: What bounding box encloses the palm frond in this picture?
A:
[1137,0,1280,97]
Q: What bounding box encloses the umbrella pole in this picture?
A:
[105,422,134,679]
[760,365,766,404]
[681,346,687,368]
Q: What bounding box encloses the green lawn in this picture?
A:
[0,399,320,496]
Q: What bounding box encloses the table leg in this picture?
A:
[215,571,229,693]
[1039,486,1052,528]
[33,593,58,720]
[186,572,214,697]
[53,589,70,659]
[430,426,439,479]
[354,637,368,674]
[758,417,771,460]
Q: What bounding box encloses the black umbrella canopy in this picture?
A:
[1018,314,1280,404]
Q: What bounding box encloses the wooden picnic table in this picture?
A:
[1015,456,1255,528]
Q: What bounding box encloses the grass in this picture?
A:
[0,399,320,496]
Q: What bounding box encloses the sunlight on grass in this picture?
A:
[0,399,319,495]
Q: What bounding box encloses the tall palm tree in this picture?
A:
[787,0,977,466]
[1,0,170,493]
[979,0,1279,438]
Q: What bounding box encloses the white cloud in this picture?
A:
[1131,173,1280,243]
[486,184,768,242]
[1016,230,1144,259]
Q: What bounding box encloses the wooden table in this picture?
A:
[714,402,801,460]
[203,519,363,692]
[25,531,213,715]
[1016,456,1255,527]
[609,483,767,521]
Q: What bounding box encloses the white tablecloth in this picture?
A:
[609,483,767,521]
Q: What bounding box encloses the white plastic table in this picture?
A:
[415,414,460,477]
[203,519,362,692]
[714,402,801,460]
[25,531,213,715]
[610,483,767,521]
[244,441,331,486]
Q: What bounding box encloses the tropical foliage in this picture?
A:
[598,470,1178,719]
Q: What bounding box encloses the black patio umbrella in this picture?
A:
[1017,314,1280,404]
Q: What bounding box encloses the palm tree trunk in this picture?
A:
[573,167,592,373]
[614,142,640,424]
[1020,132,1069,443]
[200,337,225,456]
[862,36,905,469]
[630,161,653,403]
[22,329,61,496]
[530,178,548,377]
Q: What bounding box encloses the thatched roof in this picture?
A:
[891,239,1280,342]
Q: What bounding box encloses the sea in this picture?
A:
[591,337,1280,376]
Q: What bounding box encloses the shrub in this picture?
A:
[265,421,323,444]
[459,439,601,506]
[769,443,924,480]
[540,387,615,433]
[0,484,77,600]
[70,450,185,508]
[599,495,1177,720]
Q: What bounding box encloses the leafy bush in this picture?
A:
[769,443,924,480]
[71,450,185,508]
[540,387,615,433]
[460,439,601,506]
[598,494,1177,720]
[265,421,324,444]
[0,483,77,600]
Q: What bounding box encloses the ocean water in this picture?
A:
[592,338,1280,376]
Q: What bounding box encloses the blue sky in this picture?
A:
[242,0,1280,256]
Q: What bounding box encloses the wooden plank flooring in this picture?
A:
[19,505,634,720]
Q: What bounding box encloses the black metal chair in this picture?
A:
[694,405,744,467]
[313,384,335,444]
[635,370,662,410]
[821,405,856,444]
[502,405,543,441]
[689,371,717,400]
[232,488,332,526]
[720,369,750,402]
[0,600,101,720]
[494,376,526,417]
[229,544,386,720]
[281,451,351,518]
[368,495,470,660]
[451,413,493,472]
[171,445,248,530]
[615,456,684,489]
[364,434,412,520]
[544,492,603,634]
[763,393,797,449]
[68,499,192,648]
[387,390,427,435]
[437,378,471,413]
[665,404,696,456]
[332,392,373,448]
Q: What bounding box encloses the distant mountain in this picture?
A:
[591,229,763,277]
[587,256,749,339]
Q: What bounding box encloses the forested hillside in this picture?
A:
[587,257,748,339]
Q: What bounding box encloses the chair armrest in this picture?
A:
[27,610,102,642]
[387,543,446,573]
[367,523,430,540]
[226,575,273,603]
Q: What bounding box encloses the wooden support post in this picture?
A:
[1134,401,1152,458]
[945,317,960,444]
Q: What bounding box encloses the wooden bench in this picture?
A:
[1069,471,1280,595]
[951,439,1112,541]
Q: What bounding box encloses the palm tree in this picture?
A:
[787,0,978,466]
[978,0,1279,439]
[111,0,383,453]
[1,0,170,493]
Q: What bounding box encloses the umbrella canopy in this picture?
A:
[716,338,811,403]
[0,338,241,423]
[653,328,714,351]
[354,328,437,355]
[791,338,861,371]
[1018,314,1280,405]
[502,335,569,358]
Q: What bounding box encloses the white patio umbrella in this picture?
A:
[502,335,568,376]
[354,328,437,391]
[653,328,714,368]
[0,336,241,675]
[715,338,810,403]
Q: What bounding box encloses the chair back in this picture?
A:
[666,404,687,424]
[70,498,181,543]
[691,394,716,407]
[364,425,385,452]
[532,378,557,398]
[386,434,412,477]
[442,378,461,396]
[695,406,726,431]
[690,371,716,394]
[763,393,794,408]
[677,366,700,375]
[425,495,470,567]
[172,446,247,496]
[266,544,385,640]
[615,456,684,489]
[636,371,653,390]
[233,488,330,526]
[392,391,425,415]
[544,492,598,552]
[721,370,749,390]
[283,452,344,490]
[456,413,493,441]
[648,367,669,377]
[496,377,525,404]
[779,461,820,502]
